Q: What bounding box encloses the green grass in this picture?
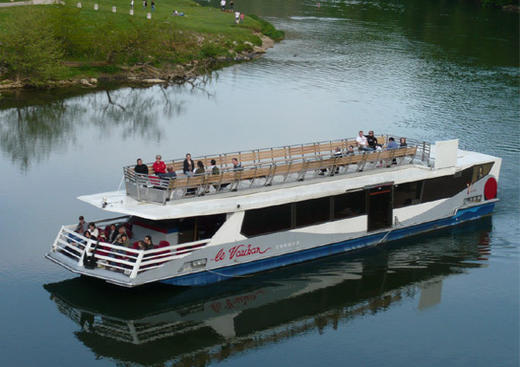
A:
[0,0,283,85]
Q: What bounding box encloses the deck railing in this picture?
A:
[123,136,431,204]
[52,226,209,279]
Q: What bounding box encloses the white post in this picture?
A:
[77,2,82,8]
[112,6,117,13]
[129,251,145,279]
[146,12,151,19]
[79,240,93,266]
[130,9,134,15]
[94,3,98,10]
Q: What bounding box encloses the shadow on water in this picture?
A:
[44,217,492,366]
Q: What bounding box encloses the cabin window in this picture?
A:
[241,204,292,237]
[394,181,423,208]
[472,162,494,183]
[422,167,473,203]
[333,191,366,219]
[178,214,227,243]
[295,197,330,228]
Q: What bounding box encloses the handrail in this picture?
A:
[124,142,426,203]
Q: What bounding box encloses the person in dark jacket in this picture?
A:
[134,158,149,175]
[183,153,195,176]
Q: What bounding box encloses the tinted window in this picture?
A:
[295,197,330,227]
[241,204,292,237]
[394,181,422,208]
[333,191,366,219]
[422,167,472,203]
[178,214,227,243]
[472,162,494,183]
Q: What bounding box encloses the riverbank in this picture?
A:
[0,0,283,90]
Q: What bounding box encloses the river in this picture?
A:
[0,0,518,366]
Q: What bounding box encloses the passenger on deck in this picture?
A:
[117,234,129,248]
[143,235,154,250]
[387,137,399,150]
[162,166,177,179]
[75,216,87,234]
[88,222,99,239]
[183,153,195,176]
[232,158,243,171]
[194,160,205,175]
[83,230,95,241]
[134,158,149,175]
[210,159,220,175]
[153,155,166,175]
[400,137,407,147]
[107,224,118,243]
[366,131,381,150]
[345,145,355,155]
[356,131,371,151]
[334,147,343,158]
[113,225,127,244]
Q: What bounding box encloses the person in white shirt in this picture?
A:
[356,130,371,151]
[220,0,226,11]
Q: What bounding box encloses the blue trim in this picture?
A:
[161,202,495,287]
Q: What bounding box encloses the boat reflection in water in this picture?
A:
[44,218,492,366]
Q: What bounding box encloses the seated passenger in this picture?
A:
[83,230,95,242]
[345,145,355,155]
[210,159,220,175]
[400,137,407,147]
[152,155,166,175]
[107,223,118,243]
[183,153,195,176]
[112,225,127,244]
[366,131,382,150]
[143,235,154,250]
[87,222,99,239]
[333,147,343,158]
[134,158,149,175]
[162,166,177,179]
[194,160,205,175]
[231,157,243,171]
[387,137,399,150]
[356,130,371,151]
[117,234,129,248]
[75,216,87,234]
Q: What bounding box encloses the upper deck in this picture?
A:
[122,135,431,205]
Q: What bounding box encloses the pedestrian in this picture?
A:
[151,0,155,11]
[130,0,134,8]
[143,0,147,8]
[220,0,226,11]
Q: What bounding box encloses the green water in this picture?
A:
[0,0,518,366]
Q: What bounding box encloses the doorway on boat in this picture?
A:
[367,184,393,232]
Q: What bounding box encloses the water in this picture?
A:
[0,0,518,366]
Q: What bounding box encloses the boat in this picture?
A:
[44,134,501,287]
[43,218,492,365]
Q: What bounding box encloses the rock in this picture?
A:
[79,78,93,87]
[89,78,98,84]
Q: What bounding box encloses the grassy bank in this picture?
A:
[0,0,284,87]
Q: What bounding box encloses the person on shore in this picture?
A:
[229,0,234,10]
[232,157,243,171]
[220,0,226,11]
[151,0,155,11]
[183,153,195,176]
[130,0,134,8]
[134,158,149,175]
[235,11,240,24]
[75,216,87,234]
[143,0,147,8]
[400,137,407,147]
[153,155,166,175]
[194,160,205,175]
[356,130,371,151]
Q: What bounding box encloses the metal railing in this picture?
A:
[52,226,209,279]
[123,136,431,204]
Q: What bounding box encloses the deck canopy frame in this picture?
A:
[123,136,431,204]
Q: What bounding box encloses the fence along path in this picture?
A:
[124,136,422,203]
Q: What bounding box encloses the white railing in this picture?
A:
[52,226,209,279]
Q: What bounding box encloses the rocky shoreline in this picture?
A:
[0,34,274,91]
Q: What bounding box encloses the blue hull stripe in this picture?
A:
[161,202,495,286]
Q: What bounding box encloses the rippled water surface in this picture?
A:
[0,0,518,366]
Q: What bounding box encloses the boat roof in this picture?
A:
[79,146,498,220]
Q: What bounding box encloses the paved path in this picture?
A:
[0,0,58,7]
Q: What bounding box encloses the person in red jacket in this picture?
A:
[152,155,166,175]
